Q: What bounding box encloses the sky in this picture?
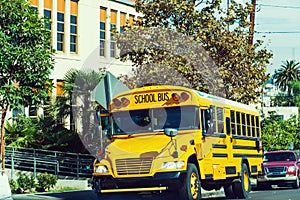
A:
[254,0,300,75]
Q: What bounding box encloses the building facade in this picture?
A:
[30,0,138,87]
[12,0,140,118]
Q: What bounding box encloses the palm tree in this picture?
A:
[274,60,300,97]
[47,68,106,153]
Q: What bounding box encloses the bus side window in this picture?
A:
[230,110,236,135]
[201,109,211,134]
[217,107,224,133]
[226,117,231,135]
[207,106,216,134]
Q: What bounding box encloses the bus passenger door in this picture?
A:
[199,107,219,158]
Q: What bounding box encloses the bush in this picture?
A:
[16,173,36,192]
[9,179,18,193]
[37,173,58,191]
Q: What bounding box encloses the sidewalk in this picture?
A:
[201,188,225,198]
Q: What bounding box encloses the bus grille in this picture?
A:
[116,158,153,175]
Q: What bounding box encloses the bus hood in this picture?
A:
[105,132,194,159]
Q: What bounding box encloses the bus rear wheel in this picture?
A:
[233,163,251,199]
[224,184,236,199]
[179,163,201,200]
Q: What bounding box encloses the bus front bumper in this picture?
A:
[92,171,186,194]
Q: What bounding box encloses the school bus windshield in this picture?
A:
[112,106,200,135]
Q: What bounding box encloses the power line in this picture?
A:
[255,31,300,34]
[257,4,300,9]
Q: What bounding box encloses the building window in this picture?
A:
[30,0,38,11]
[57,0,65,52]
[110,10,117,58]
[100,7,106,56]
[120,12,126,33]
[56,80,64,96]
[70,0,78,53]
[129,14,134,27]
[29,106,37,117]
[44,0,52,30]
[12,107,24,120]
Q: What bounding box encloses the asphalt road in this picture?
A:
[11,187,300,200]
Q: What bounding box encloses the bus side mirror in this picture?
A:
[164,128,178,138]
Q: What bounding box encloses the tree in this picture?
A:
[274,60,300,97]
[116,0,272,103]
[5,115,81,152]
[261,113,300,151]
[0,0,54,169]
[48,68,106,154]
[290,81,300,107]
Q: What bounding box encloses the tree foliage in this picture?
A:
[261,112,300,151]
[0,0,54,164]
[5,114,85,152]
[5,68,106,153]
[48,68,106,153]
[273,60,300,97]
[116,0,272,104]
[0,0,54,108]
[290,81,300,107]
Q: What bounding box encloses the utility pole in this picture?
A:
[249,0,256,45]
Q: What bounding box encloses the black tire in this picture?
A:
[293,175,300,189]
[233,163,251,199]
[224,184,236,199]
[179,163,201,200]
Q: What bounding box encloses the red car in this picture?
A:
[257,150,300,189]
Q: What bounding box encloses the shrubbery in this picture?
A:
[9,173,58,193]
[37,173,58,192]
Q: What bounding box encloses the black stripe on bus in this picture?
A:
[233,145,257,150]
[232,135,258,141]
[203,133,226,138]
[233,154,262,158]
[212,144,227,149]
[213,153,228,158]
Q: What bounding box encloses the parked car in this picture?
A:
[257,150,300,189]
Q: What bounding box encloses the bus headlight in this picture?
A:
[95,165,108,173]
[161,161,185,170]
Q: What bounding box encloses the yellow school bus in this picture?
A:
[92,85,263,200]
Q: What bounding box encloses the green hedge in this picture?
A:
[10,173,58,193]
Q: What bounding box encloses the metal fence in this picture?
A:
[4,146,95,179]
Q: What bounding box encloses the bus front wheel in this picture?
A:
[179,163,201,200]
[233,163,251,199]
